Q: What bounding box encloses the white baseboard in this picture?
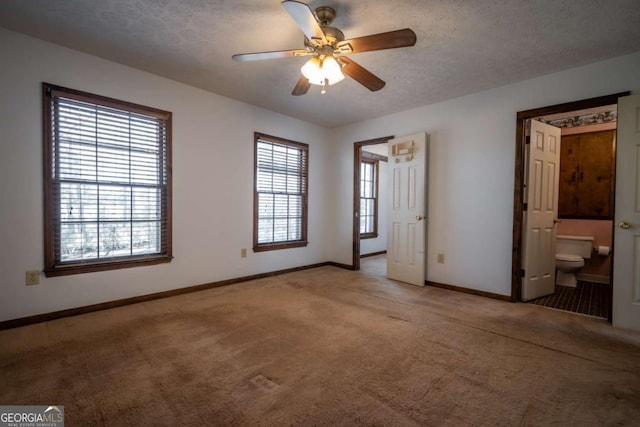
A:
[577,273,610,285]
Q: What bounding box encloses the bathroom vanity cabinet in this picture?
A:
[558,129,615,219]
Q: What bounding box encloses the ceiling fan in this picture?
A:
[232,0,417,95]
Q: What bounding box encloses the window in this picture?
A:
[360,157,378,238]
[254,133,308,252]
[43,83,172,276]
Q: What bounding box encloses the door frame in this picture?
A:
[510,92,629,318]
[352,136,394,270]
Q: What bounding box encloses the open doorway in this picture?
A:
[511,92,629,322]
[352,136,393,271]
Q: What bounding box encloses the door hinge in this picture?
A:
[521,268,525,278]
[523,202,528,211]
[525,136,530,144]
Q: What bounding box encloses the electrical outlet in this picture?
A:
[241,248,247,258]
[437,253,445,264]
[26,270,40,286]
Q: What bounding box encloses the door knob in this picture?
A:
[619,221,631,229]
[553,219,561,224]
[416,215,425,221]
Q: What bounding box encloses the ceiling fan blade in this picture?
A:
[232,49,311,62]
[292,75,311,96]
[339,57,386,92]
[281,0,328,46]
[337,28,416,54]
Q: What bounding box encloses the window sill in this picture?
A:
[44,254,172,277]
[360,233,379,240]
[253,241,308,252]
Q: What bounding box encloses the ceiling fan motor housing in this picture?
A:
[303,6,344,48]
[305,26,345,48]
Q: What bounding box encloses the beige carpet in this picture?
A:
[1,255,640,426]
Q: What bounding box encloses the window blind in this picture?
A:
[254,133,308,249]
[44,84,172,275]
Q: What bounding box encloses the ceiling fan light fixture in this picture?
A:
[322,56,345,85]
[301,56,345,87]
[301,57,325,85]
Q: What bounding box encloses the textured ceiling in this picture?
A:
[1,0,639,128]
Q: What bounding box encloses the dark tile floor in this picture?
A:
[530,280,611,319]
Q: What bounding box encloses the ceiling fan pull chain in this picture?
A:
[321,79,327,95]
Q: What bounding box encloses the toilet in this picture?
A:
[555,235,594,287]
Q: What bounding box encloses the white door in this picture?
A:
[387,132,428,286]
[521,120,561,301]
[613,94,640,331]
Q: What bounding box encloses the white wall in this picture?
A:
[0,28,332,322]
[329,51,640,297]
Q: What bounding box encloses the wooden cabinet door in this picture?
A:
[558,135,580,216]
[558,130,615,219]
[579,131,615,218]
